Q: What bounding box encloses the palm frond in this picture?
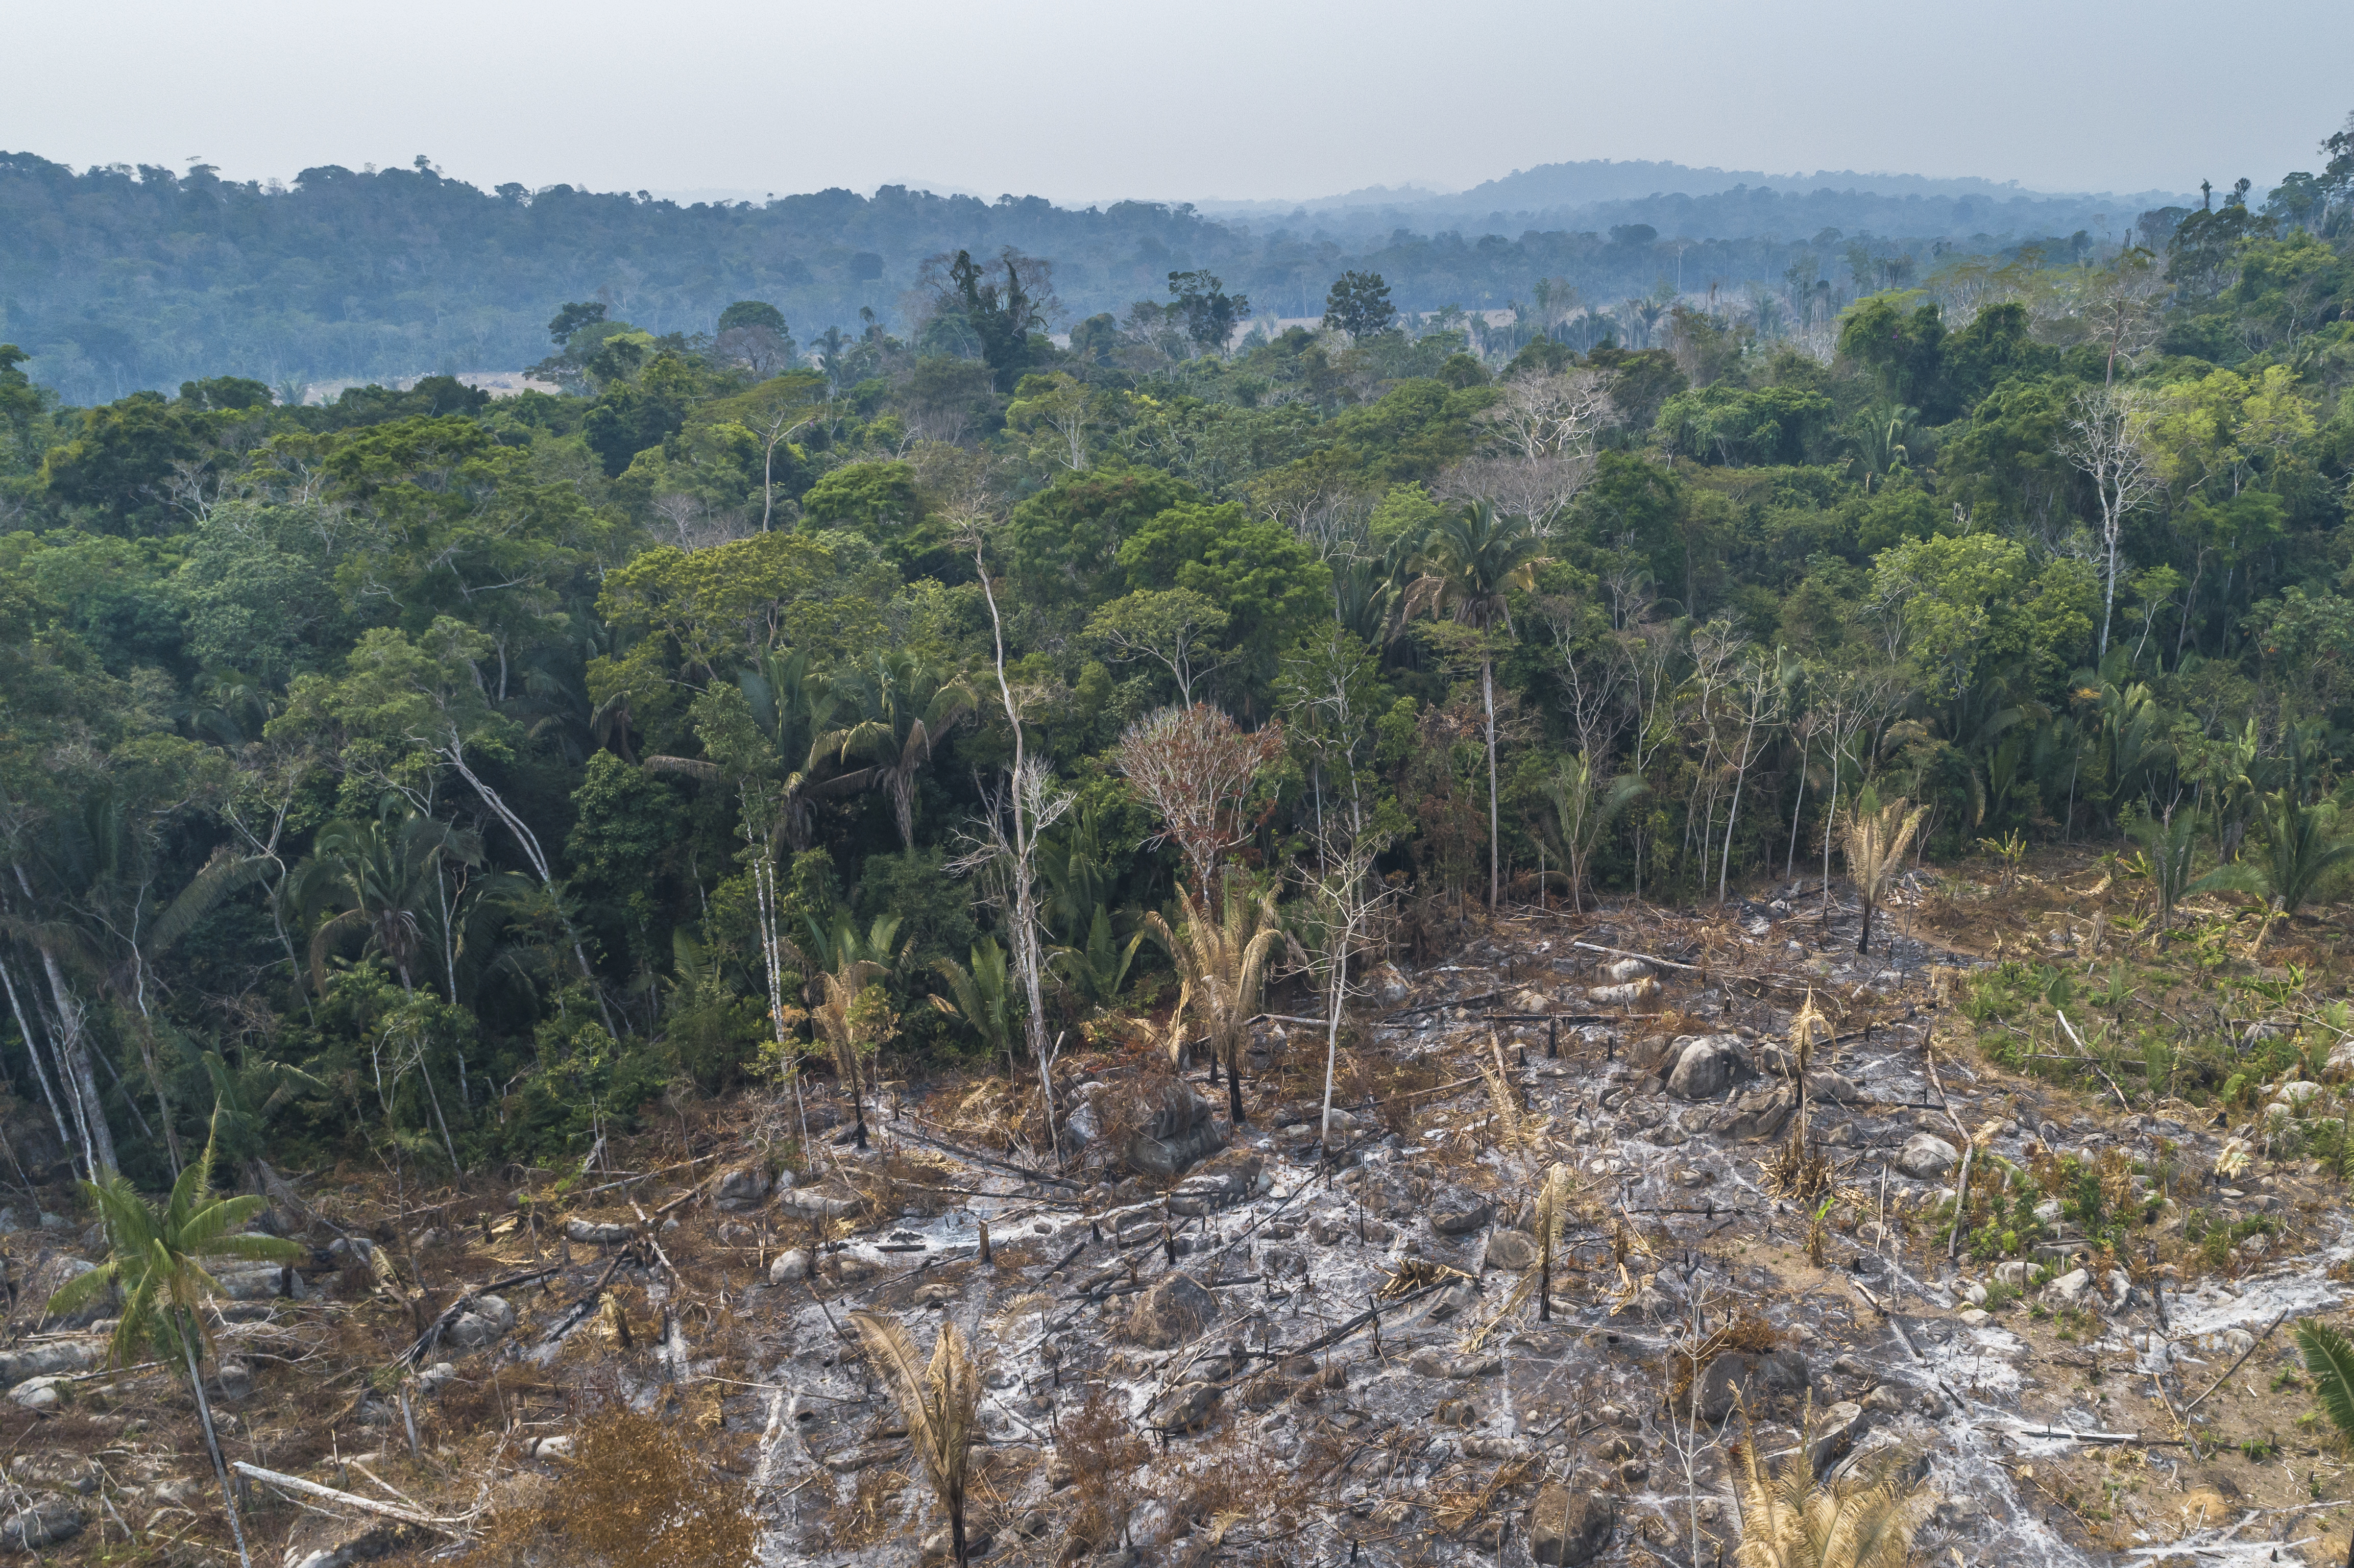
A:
[2299,1318,2354,1443]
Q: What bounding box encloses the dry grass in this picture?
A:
[479,1405,760,1567]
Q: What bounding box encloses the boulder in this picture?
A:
[2045,1267,2092,1306]
[531,1435,574,1460]
[16,1255,103,1330]
[768,1248,813,1285]
[1589,977,1663,1010]
[564,1217,633,1245]
[8,1377,65,1411]
[775,1188,859,1221]
[448,1293,517,1352]
[1719,1085,1797,1141]
[709,1164,771,1212]
[417,1362,458,1396]
[0,1493,81,1550]
[0,1338,98,1388]
[1481,1230,1538,1271]
[1895,1134,1959,1180]
[1602,958,1656,984]
[1689,1350,1810,1422]
[1126,1081,1227,1179]
[1667,1035,1757,1100]
[1805,1401,1870,1475]
[1120,1272,1220,1349]
[1368,964,1412,1006]
[1806,1071,1866,1105]
[1431,1198,1495,1237]
[1160,1381,1221,1433]
[10,1452,99,1495]
[1528,1484,1614,1566]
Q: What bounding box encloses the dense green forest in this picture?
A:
[0,112,2350,1191]
[2,146,2195,405]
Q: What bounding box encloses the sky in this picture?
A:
[7,0,2348,207]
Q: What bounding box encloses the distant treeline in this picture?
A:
[0,150,2208,403]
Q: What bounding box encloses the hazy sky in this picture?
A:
[8,0,2347,205]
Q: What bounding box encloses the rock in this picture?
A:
[1602,958,1656,984]
[1895,1134,1959,1180]
[775,1188,859,1221]
[2031,1198,2064,1224]
[1719,1085,1797,1141]
[1993,1259,2031,1288]
[17,1255,103,1329]
[1961,1281,1987,1306]
[2045,1267,2092,1306]
[11,1452,99,1494]
[212,1262,300,1301]
[448,1293,517,1351]
[1689,1350,1809,1422]
[1589,977,1663,1009]
[0,1337,99,1388]
[8,1376,64,1410]
[1431,1198,1495,1237]
[1529,1483,1614,1566]
[1807,1071,1866,1105]
[531,1435,574,1460]
[2106,1268,2135,1307]
[212,1359,253,1400]
[1125,1082,1227,1179]
[1806,1401,1871,1474]
[1957,1308,1992,1328]
[0,1493,81,1550]
[709,1164,771,1212]
[564,1217,633,1245]
[769,1248,813,1285]
[1161,1381,1221,1433]
[1667,1035,1757,1100]
[417,1362,458,1396]
[2328,1037,2354,1081]
[910,1282,959,1309]
[1861,1384,1905,1415]
[1121,1272,1220,1349]
[1481,1230,1538,1271]
[1369,964,1412,1006]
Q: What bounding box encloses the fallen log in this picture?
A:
[230,1461,467,1534]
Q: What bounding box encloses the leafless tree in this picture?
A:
[2059,385,2163,659]
[1440,368,1619,533]
[952,529,1073,1141]
[715,323,796,377]
[1114,705,1283,897]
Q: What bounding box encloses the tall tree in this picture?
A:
[1401,502,1548,908]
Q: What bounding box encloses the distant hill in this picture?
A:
[1197,157,2195,241]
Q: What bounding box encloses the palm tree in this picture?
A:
[2194,791,2354,954]
[1730,1408,1932,1568]
[847,1311,981,1566]
[782,914,906,1148]
[1839,790,1926,954]
[1049,907,1144,1015]
[289,804,484,995]
[649,650,876,854]
[1145,879,1283,1128]
[1399,501,1547,908]
[822,651,979,850]
[930,937,1022,1077]
[2126,808,2199,936]
[1541,753,1646,913]
[50,1112,306,1568]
